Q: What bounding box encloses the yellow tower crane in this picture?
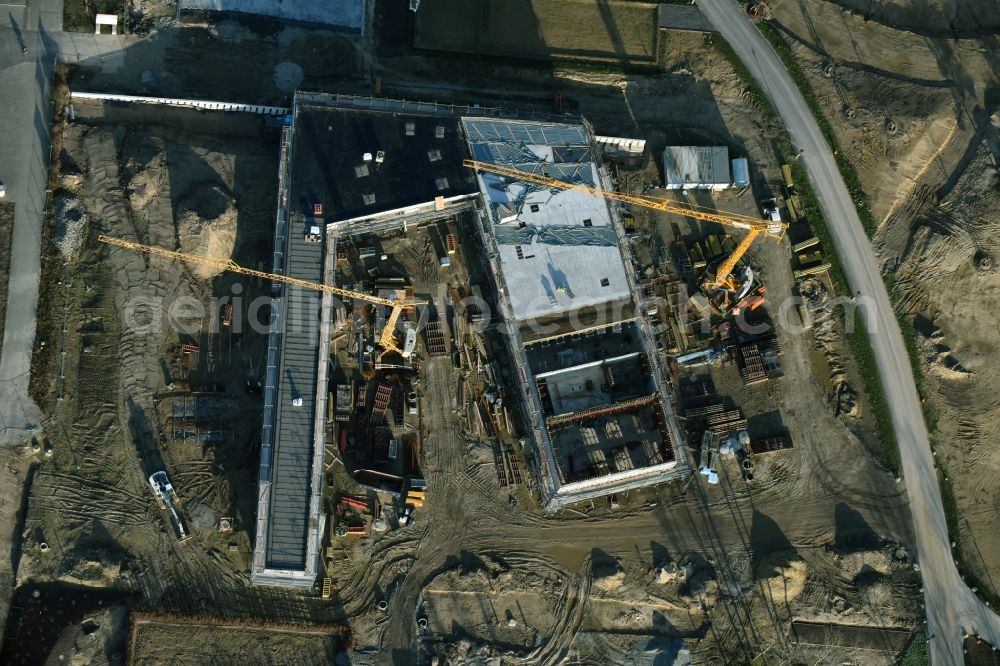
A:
[97,235,420,360]
[463,159,786,296]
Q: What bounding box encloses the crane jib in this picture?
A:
[463,159,784,234]
[97,235,423,308]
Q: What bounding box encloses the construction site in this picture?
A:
[1,3,969,663]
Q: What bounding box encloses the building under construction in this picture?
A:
[463,118,688,509]
[251,93,690,588]
[251,93,495,588]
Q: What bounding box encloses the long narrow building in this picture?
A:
[250,106,330,587]
[251,93,484,587]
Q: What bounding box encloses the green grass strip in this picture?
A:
[899,631,930,666]
[939,470,1000,608]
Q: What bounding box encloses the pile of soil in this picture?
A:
[756,550,807,604]
[798,276,859,418]
[174,182,237,280]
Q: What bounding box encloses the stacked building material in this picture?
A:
[738,342,768,385]
[370,383,393,423]
[425,320,448,357]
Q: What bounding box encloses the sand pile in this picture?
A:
[756,551,806,604]
[126,154,164,212]
[187,500,219,531]
[798,277,859,418]
[592,563,626,592]
[174,182,237,280]
[839,549,891,577]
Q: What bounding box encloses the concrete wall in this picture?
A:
[182,0,366,31]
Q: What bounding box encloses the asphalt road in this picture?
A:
[695,0,1000,661]
[0,0,62,444]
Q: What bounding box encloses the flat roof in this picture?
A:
[265,221,323,571]
[657,4,710,32]
[662,145,730,188]
[291,103,478,223]
[462,117,631,321]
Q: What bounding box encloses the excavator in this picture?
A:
[97,235,420,363]
[463,159,787,308]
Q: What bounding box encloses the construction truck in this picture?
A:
[148,471,189,541]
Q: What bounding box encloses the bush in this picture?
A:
[899,631,930,666]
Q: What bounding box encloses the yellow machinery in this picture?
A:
[463,159,787,295]
[97,235,420,360]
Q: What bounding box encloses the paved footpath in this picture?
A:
[0,0,135,445]
[0,0,62,444]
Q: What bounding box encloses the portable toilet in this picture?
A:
[731,158,750,188]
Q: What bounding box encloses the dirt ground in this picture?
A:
[816,0,1000,36]
[129,616,348,665]
[768,0,999,227]
[889,126,1000,591]
[22,102,277,583]
[0,448,32,649]
[318,191,917,664]
[641,183,884,461]
[4,104,356,661]
[327,26,922,659]
[413,0,659,64]
[768,0,1000,610]
[0,11,938,664]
